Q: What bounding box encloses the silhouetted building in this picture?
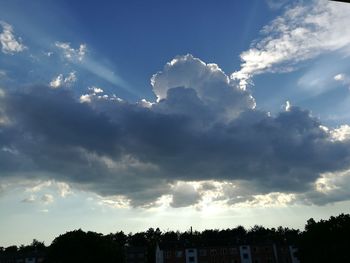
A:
[156,242,300,263]
[125,246,148,263]
[0,251,45,263]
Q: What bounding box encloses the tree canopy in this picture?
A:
[1,213,349,263]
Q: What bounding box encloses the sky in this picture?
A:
[1,0,350,247]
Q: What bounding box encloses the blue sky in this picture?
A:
[0,0,275,101]
[1,0,350,246]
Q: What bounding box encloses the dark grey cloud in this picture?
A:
[5,87,120,155]
[171,183,201,208]
[1,54,350,207]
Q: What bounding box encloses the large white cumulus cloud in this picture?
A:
[151,54,255,123]
[1,55,350,208]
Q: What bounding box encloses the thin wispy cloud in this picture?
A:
[232,0,350,89]
[22,195,36,203]
[0,70,6,78]
[266,0,290,10]
[41,194,54,204]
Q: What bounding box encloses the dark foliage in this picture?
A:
[45,229,124,263]
[0,240,46,263]
[1,214,349,263]
[298,213,350,262]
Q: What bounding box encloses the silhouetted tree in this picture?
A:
[161,230,178,242]
[45,229,123,263]
[298,214,350,262]
[128,232,147,247]
[4,245,18,254]
[145,228,162,263]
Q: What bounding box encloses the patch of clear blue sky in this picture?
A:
[0,0,276,101]
[252,52,350,127]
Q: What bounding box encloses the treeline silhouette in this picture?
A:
[0,213,349,262]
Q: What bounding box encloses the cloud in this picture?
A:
[64,71,77,84]
[232,0,350,89]
[57,182,72,197]
[0,21,27,54]
[22,195,36,203]
[138,99,153,108]
[49,72,77,88]
[24,180,72,197]
[284,100,292,111]
[98,195,130,209]
[0,184,5,196]
[334,74,345,81]
[0,70,7,78]
[330,125,350,141]
[266,0,290,10]
[171,182,201,208]
[89,86,104,94]
[53,41,133,94]
[334,73,350,88]
[303,168,350,205]
[55,42,87,61]
[22,193,54,205]
[41,194,54,204]
[79,86,121,103]
[151,54,256,123]
[49,75,64,88]
[239,192,296,208]
[79,93,93,103]
[1,55,350,207]
[26,181,52,193]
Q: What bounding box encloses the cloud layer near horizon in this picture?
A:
[1,54,350,208]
